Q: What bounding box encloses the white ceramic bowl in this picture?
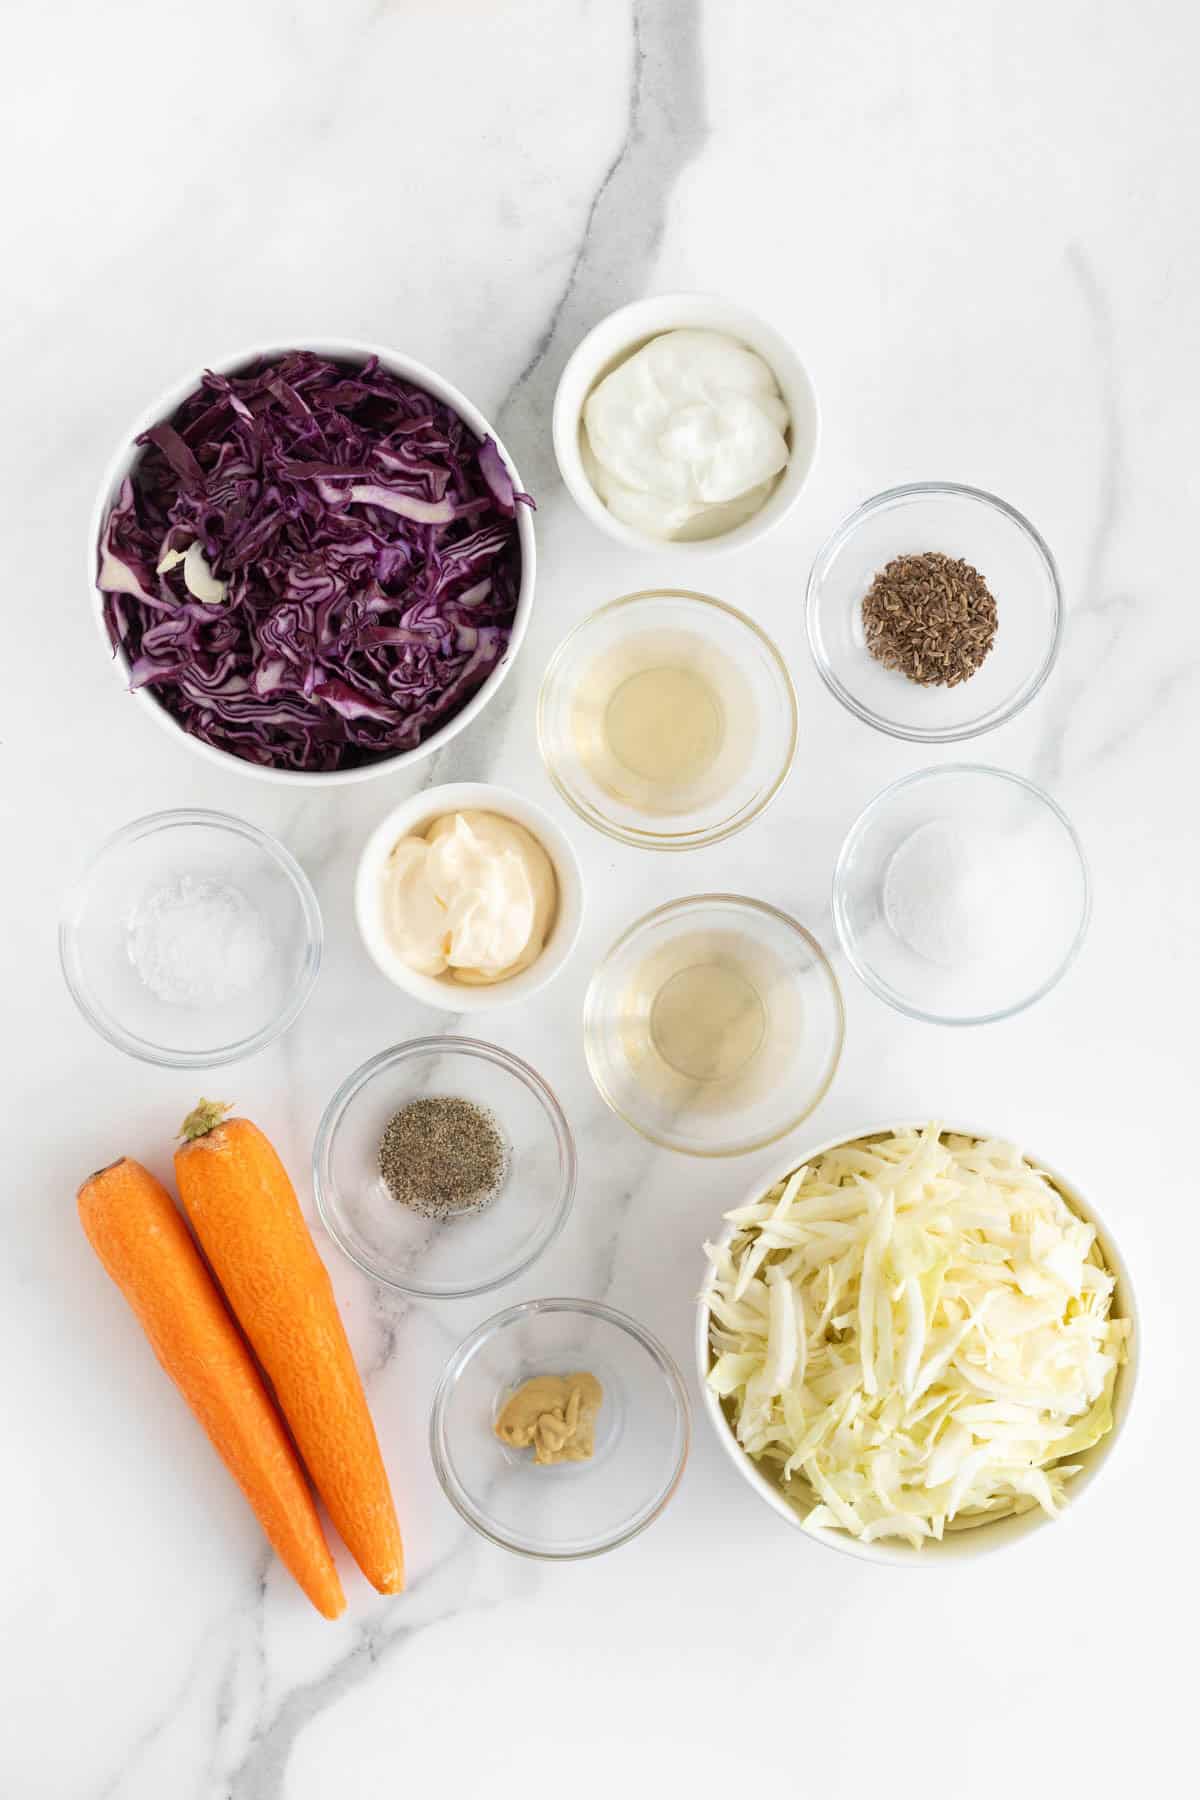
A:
[354,781,584,1013]
[552,294,820,555]
[88,338,535,787]
[695,1122,1139,1566]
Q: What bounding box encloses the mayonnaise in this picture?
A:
[581,329,790,541]
[381,811,558,986]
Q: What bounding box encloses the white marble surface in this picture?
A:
[3,2,1196,1794]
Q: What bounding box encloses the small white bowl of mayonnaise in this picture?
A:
[355,782,585,1012]
[552,294,820,554]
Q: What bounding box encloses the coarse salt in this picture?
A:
[126,875,270,1007]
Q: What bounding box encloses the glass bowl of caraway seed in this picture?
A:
[313,1038,576,1298]
[806,482,1063,742]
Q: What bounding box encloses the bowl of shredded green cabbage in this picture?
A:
[697,1122,1137,1561]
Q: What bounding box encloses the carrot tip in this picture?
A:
[79,1156,129,1194]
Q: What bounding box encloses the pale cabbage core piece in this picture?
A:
[704,1126,1129,1548]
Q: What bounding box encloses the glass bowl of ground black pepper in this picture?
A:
[313,1038,576,1298]
[806,483,1063,742]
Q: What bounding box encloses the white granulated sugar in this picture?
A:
[883,817,1048,971]
[126,875,270,1007]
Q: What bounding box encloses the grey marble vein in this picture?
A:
[496,0,710,492]
[226,1622,404,1800]
[581,1120,662,1304]
[223,1553,515,1800]
[93,1556,268,1800]
[17,5,1200,1797]
[423,0,709,789]
[1031,245,1124,789]
[587,1174,640,1304]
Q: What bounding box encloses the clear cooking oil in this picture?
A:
[649,959,765,1083]
[619,929,789,1113]
[570,629,753,816]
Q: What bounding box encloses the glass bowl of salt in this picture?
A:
[833,765,1090,1025]
[59,809,322,1066]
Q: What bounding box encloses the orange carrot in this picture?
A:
[175,1102,404,1595]
[77,1158,345,1620]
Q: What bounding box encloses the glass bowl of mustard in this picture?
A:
[313,1038,576,1299]
[430,1298,691,1559]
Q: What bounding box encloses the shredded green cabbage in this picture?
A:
[704,1126,1130,1548]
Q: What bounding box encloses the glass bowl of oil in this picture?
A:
[537,590,798,851]
[583,895,844,1157]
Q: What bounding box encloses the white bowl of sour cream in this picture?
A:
[552,294,820,553]
[354,782,584,1012]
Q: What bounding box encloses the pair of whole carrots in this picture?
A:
[77,1100,403,1619]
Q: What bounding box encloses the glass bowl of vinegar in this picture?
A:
[537,590,798,851]
[583,895,844,1157]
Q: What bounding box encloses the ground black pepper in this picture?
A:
[862,552,998,687]
[377,1096,507,1219]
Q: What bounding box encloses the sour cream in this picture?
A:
[381,811,558,986]
[581,329,790,541]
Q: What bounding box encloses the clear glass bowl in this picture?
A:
[313,1039,576,1298]
[430,1298,690,1558]
[538,590,798,850]
[806,483,1063,742]
[59,809,322,1067]
[583,895,844,1157]
[833,765,1090,1025]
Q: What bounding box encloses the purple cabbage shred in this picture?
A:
[98,351,532,772]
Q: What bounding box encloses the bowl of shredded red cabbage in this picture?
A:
[94,346,534,778]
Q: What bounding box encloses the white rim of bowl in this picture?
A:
[552,292,821,555]
[582,893,845,1156]
[58,807,323,1068]
[429,1296,692,1558]
[831,763,1092,1026]
[536,589,800,851]
[87,337,536,786]
[695,1121,1140,1566]
[311,1037,577,1298]
[805,480,1064,743]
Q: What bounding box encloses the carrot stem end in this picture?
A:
[179,1099,234,1143]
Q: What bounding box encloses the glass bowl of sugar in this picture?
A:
[833,765,1090,1025]
[59,809,322,1066]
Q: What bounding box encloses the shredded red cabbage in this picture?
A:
[98,351,532,772]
